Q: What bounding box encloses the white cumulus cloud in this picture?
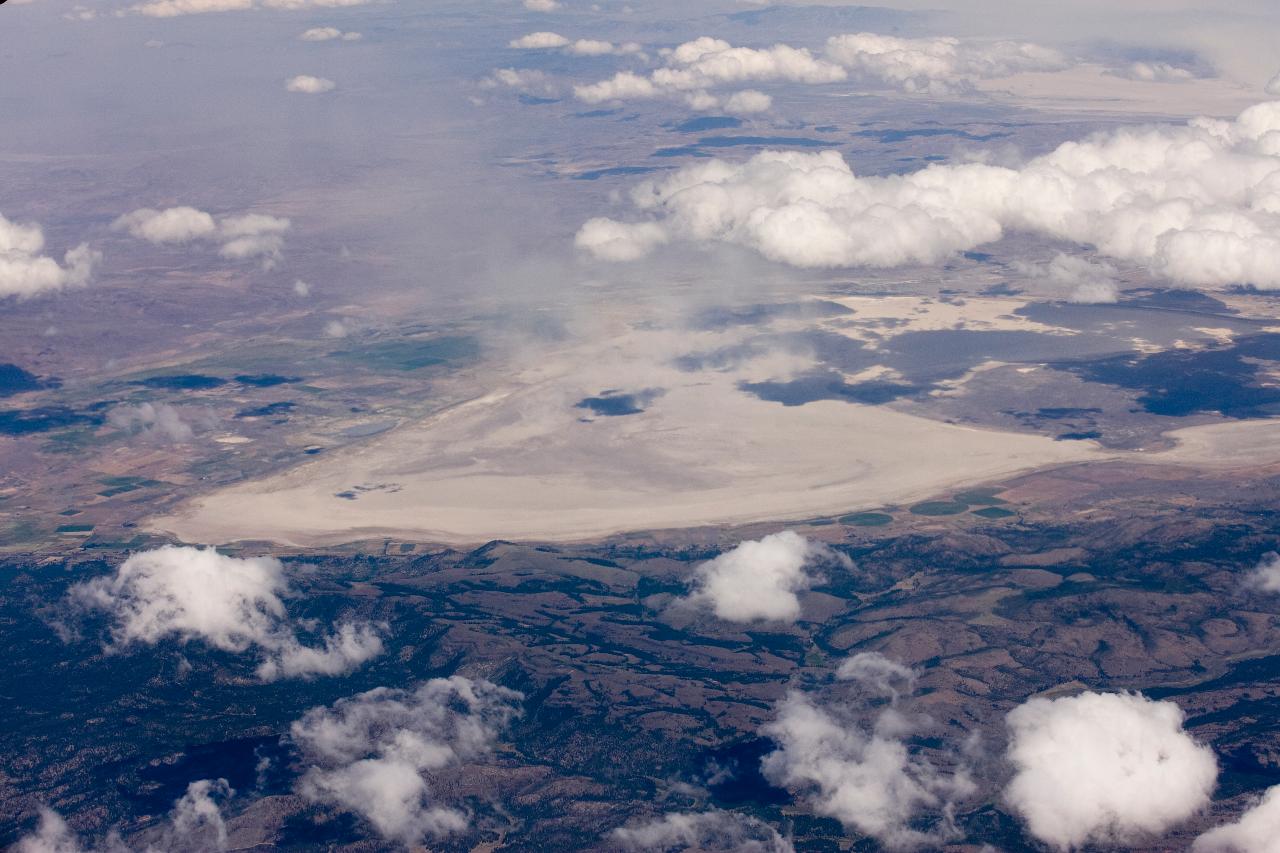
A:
[16,779,232,853]
[108,402,199,443]
[724,89,772,114]
[1119,61,1197,83]
[575,36,844,106]
[612,809,794,851]
[482,67,557,96]
[291,677,522,844]
[1016,253,1119,304]
[68,546,384,681]
[300,26,360,41]
[836,651,917,701]
[1004,691,1218,850]
[286,74,335,94]
[128,0,368,16]
[677,531,849,623]
[1194,785,1280,853]
[762,661,974,849]
[0,213,99,300]
[572,32,1067,107]
[510,31,570,49]
[508,31,640,58]
[575,218,668,261]
[825,33,1067,95]
[113,206,290,264]
[578,102,1280,291]
[568,38,637,57]
[113,206,216,242]
[1246,552,1280,592]
[523,0,560,10]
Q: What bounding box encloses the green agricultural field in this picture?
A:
[909,500,970,516]
[839,512,894,526]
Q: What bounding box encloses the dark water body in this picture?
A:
[655,135,834,157]
[235,401,294,418]
[698,135,833,149]
[0,406,103,435]
[727,3,908,32]
[576,388,663,417]
[1057,333,1280,418]
[234,374,300,387]
[701,737,790,806]
[1016,301,1260,347]
[854,127,1011,144]
[692,300,853,331]
[1118,289,1233,313]
[740,371,921,406]
[136,374,227,391]
[673,115,742,133]
[1034,407,1103,419]
[1149,654,1280,700]
[883,329,1118,382]
[0,364,47,397]
[793,327,1125,388]
[574,165,661,181]
[330,335,480,371]
[685,324,1122,396]
[131,735,293,812]
[675,340,772,373]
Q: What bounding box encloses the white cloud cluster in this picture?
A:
[509,31,641,57]
[612,809,793,852]
[510,30,568,49]
[1265,72,1280,97]
[300,26,361,41]
[17,809,93,853]
[1246,552,1280,592]
[677,531,849,623]
[17,779,232,853]
[574,36,843,111]
[113,206,290,264]
[291,677,522,844]
[285,74,336,94]
[108,402,199,443]
[1016,253,1119,303]
[571,32,1066,109]
[579,102,1280,291]
[127,0,368,17]
[0,213,98,300]
[523,0,560,10]
[1004,691,1218,850]
[826,33,1065,95]
[762,664,974,849]
[723,89,772,114]
[1194,785,1280,852]
[68,546,384,681]
[1118,61,1197,83]
[836,651,917,701]
[482,67,556,96]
